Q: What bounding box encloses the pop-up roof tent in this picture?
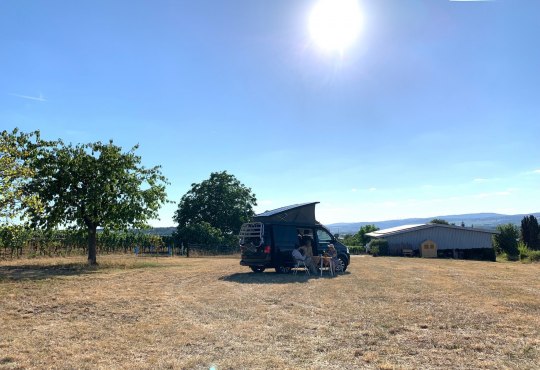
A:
[253,202,320,224]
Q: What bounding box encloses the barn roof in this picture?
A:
[253,202,320,224]
[366,223,498,238]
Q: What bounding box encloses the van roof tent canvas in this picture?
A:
[253,202,320,224]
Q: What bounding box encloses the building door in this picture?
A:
[421,240,437,258]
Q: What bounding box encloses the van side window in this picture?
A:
[317,229,333,246]
[273,225,300,251]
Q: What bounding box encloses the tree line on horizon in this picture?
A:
[2,128,538,263]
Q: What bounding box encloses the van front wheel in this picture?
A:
[337,256,348,272]
[250,266,265,273]
[275,265,291,274]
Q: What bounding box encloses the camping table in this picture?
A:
[317,255,333,277]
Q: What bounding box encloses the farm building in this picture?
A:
[366,223,497,261]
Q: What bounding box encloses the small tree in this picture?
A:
[342,225,380,247]
[355,224,379,246]
[173,171,256,248]
[521,215,540,251]
[23,139,168,265]
[493,223,519,259]
[342,233,359,246]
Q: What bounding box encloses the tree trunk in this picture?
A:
[88,226,98,265]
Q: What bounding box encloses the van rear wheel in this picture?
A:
[250,266,265,273]
[275,265,291,274]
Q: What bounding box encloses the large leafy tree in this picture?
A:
[173,171,256,248]
[23,139,168,264]
[0,129,45,220]
[493,223,519,259]
[520,215,540,251]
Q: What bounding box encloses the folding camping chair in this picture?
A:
[292,255,310,276]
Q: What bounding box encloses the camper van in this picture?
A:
[239,202,350,273]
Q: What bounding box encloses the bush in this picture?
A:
[348,246,364,255]
[529,250,540,262]
[518,242,540,262]
[370,239,388,256]
[518,241,530,260]
[506,254,520,261]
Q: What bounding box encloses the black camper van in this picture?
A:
[239,202,350,273]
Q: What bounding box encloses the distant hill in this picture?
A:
[141,212,540,236]
[326,212,540,234]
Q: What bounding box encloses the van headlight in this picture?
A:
[346,247,350,254]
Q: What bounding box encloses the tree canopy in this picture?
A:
[173,171,256,248]
[493,223,519,259]
[520,215,540,251]
[0,129,44,220]
[22,138,168,264]
[342,224,379,246]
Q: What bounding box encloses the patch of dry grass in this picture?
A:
[0,255,539,369]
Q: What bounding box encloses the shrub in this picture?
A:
[518,241,530,261]
[506,254,520,261]
[529,250,540,262]
[518,242,540,262]
[348,246,364,255]
[370,239,389,256]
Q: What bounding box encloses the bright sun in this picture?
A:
[309,0,363,53]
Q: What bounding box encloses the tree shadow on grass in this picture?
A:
[220,270,350,284]
[0,263,97,281]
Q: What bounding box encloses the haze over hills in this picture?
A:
[145,212,540,236]
[326,212,540,234]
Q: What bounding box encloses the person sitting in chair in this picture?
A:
[299,237,318,274]
[292,245,306,263]
[327,244,339,275]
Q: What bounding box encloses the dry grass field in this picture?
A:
[1,255,539,369]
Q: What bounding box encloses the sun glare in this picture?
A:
[309,0,363,53]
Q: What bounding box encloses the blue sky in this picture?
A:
[1,0,539,225]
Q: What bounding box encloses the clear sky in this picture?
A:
[1,0,539,226]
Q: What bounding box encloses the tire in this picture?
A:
[275,265,291,274]
[250,266,265,273]
[337,255,348,272]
